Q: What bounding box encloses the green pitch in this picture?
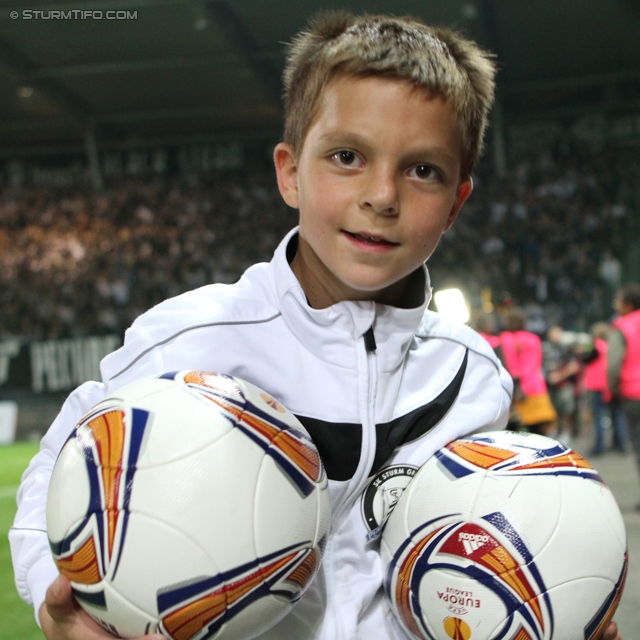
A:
[0,442,44,640]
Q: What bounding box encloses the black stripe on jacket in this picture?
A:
[296,350,468,481]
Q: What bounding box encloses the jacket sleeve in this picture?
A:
[606,329,626,396]
[8,381,107,625]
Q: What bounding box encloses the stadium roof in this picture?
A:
[0,0,639,157]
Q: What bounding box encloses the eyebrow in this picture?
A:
[318,131,369,150]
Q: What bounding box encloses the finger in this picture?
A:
[602,620,620,640]
[45,577,171,640]
[45,578,167,640]
[44,575,77,621]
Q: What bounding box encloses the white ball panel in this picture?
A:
[127,386,236,467]
[215,595,291,640]
[557,475,627,549]
[472,473,561,557]
[494,430,556,451]
[253,454,318,557]
[47,437,92,542]
[417,569,508,640]
[109,511,221,618]
[81,581,157,639]
[405,460,483,529]
[536,479,626,587]
[129,428,263,573]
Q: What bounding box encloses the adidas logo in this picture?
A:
[459,532,490,555]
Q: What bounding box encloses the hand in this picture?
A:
[40,575,165,640]
[599,621,623,640]
[547,371,561,385]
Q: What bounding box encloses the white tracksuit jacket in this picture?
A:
[10,228,512,639]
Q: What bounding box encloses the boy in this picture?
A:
[10,12,622,640]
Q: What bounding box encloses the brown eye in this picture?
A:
[409,164,442,182]
[414,165,434,179]
[331,149,362,168]
[339,150,356,165]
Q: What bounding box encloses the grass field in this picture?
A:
[0,442,45,640]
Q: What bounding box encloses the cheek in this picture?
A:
[408,217,449,259]
[300,182,345,227]
[410,195,457,240]
[410,210,444,239]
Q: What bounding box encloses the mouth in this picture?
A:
[344,231,399,246]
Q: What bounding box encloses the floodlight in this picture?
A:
[434,288,470,324]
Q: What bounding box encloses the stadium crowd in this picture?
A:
[431,137,637,331]
[0,166,297,340]
[0,138,638,343]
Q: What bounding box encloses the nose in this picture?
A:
[359,165,399,216]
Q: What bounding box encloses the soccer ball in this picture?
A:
[382,430,627,640]
[46,371,331,639]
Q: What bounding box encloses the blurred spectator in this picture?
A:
[544,326,581,445]
[599,250,623,291]
[608,283,640,510]
[499,307,557,434]
[473,311,500,349]
[599,249,623,314]
[581,321,628,455]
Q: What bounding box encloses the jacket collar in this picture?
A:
[268,228,432,371]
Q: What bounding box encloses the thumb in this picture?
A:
[45,574,77,620]
[602,621,620,640]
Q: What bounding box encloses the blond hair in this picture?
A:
[282,11,497,179]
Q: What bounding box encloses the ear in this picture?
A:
[274,142,300,209]
[443,177,473,232]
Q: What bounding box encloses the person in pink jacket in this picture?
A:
[582,322,628,456]
[474,311,501,350]
[609,283,640,512]
[499,307,557,434]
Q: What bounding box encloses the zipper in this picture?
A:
[331,324,378,522]
[322,324,378,639]
[364,325,377,352]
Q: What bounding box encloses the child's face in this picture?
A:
[275,74,472,308]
